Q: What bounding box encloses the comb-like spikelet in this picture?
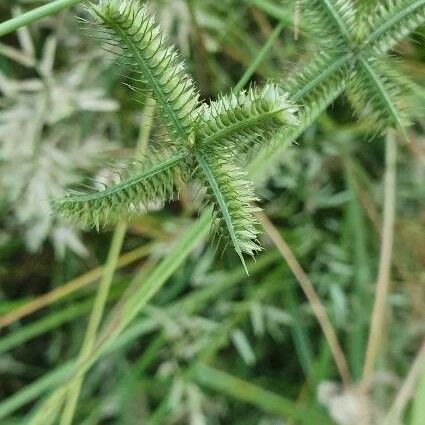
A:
[287,51,351,103]
[347,58,407,133]
[54,149,186,228]
[197,83,297,155]
[196,152,261,273]
[286,51,351,137]
[363,0,425,55]
[300,0,357,48]
[91,0,200,143]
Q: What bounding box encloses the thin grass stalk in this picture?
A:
[27,212,212,425]
[362,130,398,390]
[247,0,300,27]
[9,252,278,419]
[0,301,93,355]
[0,244,152,329]
[59,222,127,425]
[0,0,84,37]
[257,211,352,387]
[234,20,285,92]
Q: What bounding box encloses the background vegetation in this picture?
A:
[0,1,424,424]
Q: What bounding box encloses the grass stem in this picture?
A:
[257,211,352,387]
[0,243,152,329]
[59,222,127,425]
[0,0,83,38]
[234,20,284,92]
[362,130,398,390]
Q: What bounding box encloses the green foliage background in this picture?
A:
[0,1,424,424]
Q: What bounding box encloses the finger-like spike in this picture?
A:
[55,149,187,229]
[196,83,297,157]
[196,152,262,273]
[89,0,200,144]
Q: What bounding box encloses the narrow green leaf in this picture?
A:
[0,0,83,37]
[193,363,331,424]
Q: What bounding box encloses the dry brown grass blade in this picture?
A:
[362,130,398,391]
[0,243,153,329]
[257,210,352,387]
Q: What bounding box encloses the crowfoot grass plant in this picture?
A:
[55,0,425,263]
[54,0,298,271]
[0,0,424,424]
